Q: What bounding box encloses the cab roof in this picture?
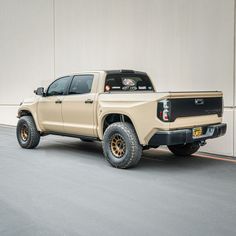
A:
[60,70,147,78]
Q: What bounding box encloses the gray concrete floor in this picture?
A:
[0,126,236,236]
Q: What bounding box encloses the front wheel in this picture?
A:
[167,143,200,156]
[16,116,40,149]
[102,122,142,169]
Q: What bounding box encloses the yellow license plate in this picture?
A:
[192,127,203,138]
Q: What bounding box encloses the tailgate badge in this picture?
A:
[195,98,204,105]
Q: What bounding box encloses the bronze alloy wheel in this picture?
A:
[110,133,126,158]
[103,122,142,168]
[20,124,29,141]
[17,116,41,149]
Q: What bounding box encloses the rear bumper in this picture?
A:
[148,123,227,147]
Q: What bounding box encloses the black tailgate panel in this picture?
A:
[159,97,223,122]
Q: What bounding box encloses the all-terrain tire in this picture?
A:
[167,143,200,156]
[102,122,142,169]
[16,116,40,149]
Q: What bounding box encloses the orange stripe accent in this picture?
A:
[158,148,236,163]
[193,153,236,163]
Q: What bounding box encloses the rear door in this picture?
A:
[37,76,71,132]
[62,74,98,137]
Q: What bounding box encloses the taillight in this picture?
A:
[157,99,171,122]
[222,98,224,116]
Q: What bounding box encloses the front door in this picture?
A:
[37,76,71,133]
[62,74,97,137]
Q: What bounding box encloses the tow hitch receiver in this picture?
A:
[199,141,206,146]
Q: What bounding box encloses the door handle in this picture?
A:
[85,99,93,104]
[55,100,62,104]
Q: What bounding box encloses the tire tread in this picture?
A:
[102,122,142,168]
[16,116,40,149]
[168,143,200,156]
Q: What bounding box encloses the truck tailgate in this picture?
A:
[159,91,223,129]
[168,91,222,99]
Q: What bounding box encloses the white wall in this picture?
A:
[0,0,54,125]
[0,0,235,156]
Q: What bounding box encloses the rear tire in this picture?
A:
[16,116,40,149]
[167,143,200,156]
[102,122,142,169]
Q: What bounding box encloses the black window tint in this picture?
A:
[69,75,94,95]
[47,77,69,96]
[104,74,154,92]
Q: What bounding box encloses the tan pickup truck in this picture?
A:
[16,70,226,168]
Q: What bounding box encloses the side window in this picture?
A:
[47,77,69,96]
[69,75,94,95]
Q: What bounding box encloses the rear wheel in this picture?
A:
[102,122,142,168]
[16,116,40,149]
[167,143,200,156]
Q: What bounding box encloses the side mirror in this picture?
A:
[34,87,45,96]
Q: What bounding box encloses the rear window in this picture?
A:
[104,74,154,92]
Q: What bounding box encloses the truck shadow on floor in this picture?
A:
[36,138,230,171]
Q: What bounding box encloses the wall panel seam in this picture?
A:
[53,0,56,81]
[233,0,236,156]
[0,104,19,106]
